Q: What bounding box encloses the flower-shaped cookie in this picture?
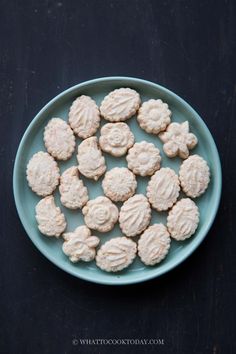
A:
[126,141,161,176]
[159,121,198,159]
[137,99,171,134]
[99,122,134,157]
[62,226,100,263]
[82,196,119,232]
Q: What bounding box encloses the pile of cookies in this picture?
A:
[26,88,210,273]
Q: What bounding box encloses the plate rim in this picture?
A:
[13,76,222,285]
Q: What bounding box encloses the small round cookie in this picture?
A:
[102,167,137,202]
[26,151,60,197]
[35,195,67,237]
[59,166,88,209]
[147,168,180,211]
[100,88,141,122]
[167,198,199,240]
[62,226,100,263]
[99,122,134,157]
[138,224,171,266]
[159,121,198,159]
[96,237,137,272]
[126,141,161,176]
[137,99,171,134]
[82,196,119,233]
[44,118,75,160]
[119,194,151,237]
[179,154,210,198]
[77,137,106,181]
[68,95,100,139]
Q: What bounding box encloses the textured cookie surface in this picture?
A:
[179,154,210,198]
[126,141,161,176]
[82,196,119,232]
[26,151,60,197]
[100,88,140,122]
[167,198,199,240]
[137,99,171,134]
[147,167,180,211]
[44,118,75,160]
[138,224,171,266]
[77,137,106,180]
[35,195,66,237]
[99,122,134,156]
[119,194,151,237]
[62,226,99,262]
[68,95,100,139]
[59,166,88,209]
[102,167,137,202]
[96,237,137,272]
[159,121,198,159]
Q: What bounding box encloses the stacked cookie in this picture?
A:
[26,88,210,273]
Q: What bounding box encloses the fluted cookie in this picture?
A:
[138,224,171,266]
[167,198,199,240]
[62,226,99,263]
[96,237,137,272]
[100,88,140,122]
[126,141,161,176]
[147,167,180,211]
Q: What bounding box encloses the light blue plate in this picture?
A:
[13,77,222,285]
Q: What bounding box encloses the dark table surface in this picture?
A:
[1,1,235,353]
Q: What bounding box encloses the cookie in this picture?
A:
[77,137,106,181]
[26,151,60,197]
[102,167,137,202]
[126,141,161,176]
[59,166,88,209]
[119,194,151,237]
[96,237,137,272]
[35,195,66,237]
[147,167,180,211]
[179,154,210,198]
[100,88,141,122]
[159,121,198,159]
[44,118,75,160]
[68,95,100,139]
[138,224,171,266]
[82,196,119,232]
[167,198,199,240]
[62,225,100,263]
[99,122,134,157]
[137,99,171,134]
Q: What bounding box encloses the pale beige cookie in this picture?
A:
[137,99,171,134]
[102,167,137,202]
[147,167,180,211]
[77,137,106,181]
[138,224,171,266]
[159,121,198,159]
[179,154,210,198]
[62,226,99,263]
[119,194,151,237]
[44,118,75,160]
[35,195,66,237]
[59,166,88,209]
[82,196,118,232]
[26,151,60,197]
[167,198,199,240]
[68,95,100,139]
[100,88,141,122]
[126,141,161,176]
[96,237,137,272]
[99,122,134,156]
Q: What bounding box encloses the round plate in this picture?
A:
[13,77,222,285]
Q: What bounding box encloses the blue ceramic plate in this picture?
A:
[13,77,222,285]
